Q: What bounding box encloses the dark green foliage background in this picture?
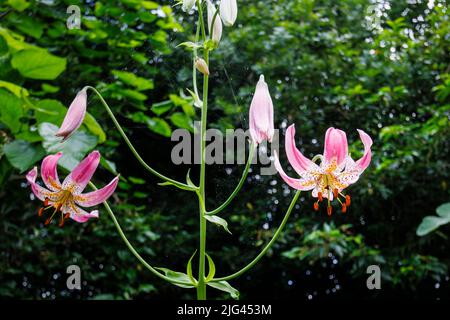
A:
[0,0,449,299]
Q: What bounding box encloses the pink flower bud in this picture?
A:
[249,75,274,144]
[195,57,210,75]
[55,88,87,141]
[207,0,222,44]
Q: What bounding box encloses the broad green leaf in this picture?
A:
[38,122,97,171]
[416,216,450,237]
[207,281,240,299]
[11,49,66,80]
[170,112,193,132]
[147,117,172,137]
[0,80,29,98]
[112,70,154,91]
[151,100,173,115]
[205,253,216,282]
[3,140,45,172]
[436,203,450,218]
[204,215,232,234]
[0,88,23,133]
[7,0,30,12]
[83,113,106,144]
[186,251,197,286]
[155,267,194,288]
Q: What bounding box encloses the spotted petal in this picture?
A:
[61,200,99,223]
[62,151,100,194]
[74,176,119,207]
[26,167,61,202]
[274,151,317,191]
[41,152,63,191]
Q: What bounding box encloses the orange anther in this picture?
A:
[64,213,71,220]
[313,202,319,211]
[327,206,332,216]
[44,198,49,206]
[345,195,351,206]
[333,189,338,199]
[342,204,347,213]
[318,192,323,202]
[45,218,52,225]
[38,207,44,217]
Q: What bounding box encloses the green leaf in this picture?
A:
[158,181,194,191]
[155,267,194,288]
[416,216,450,237]
[151,100,173,115]
[3,140,45,172]
[83,113,107,144]
[170,112,193,132]
[436,203,450,218]
[7,0,30,12]
[38,122,97,171]
[186,251,197,287]
[11,49,66,80]
[207,281,240,299]
[204,215,232,234]
[205,253,216,282]
[112,70,154,91]
[0,88,23,133]
[0,80,29,98]
[146,117,172,137]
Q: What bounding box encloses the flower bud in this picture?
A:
[55,88,87,141]
[249,75,274,144]
[207,0,222,44]
[195,57,210,76]
[220,0,238,26]
[182,0,195,12]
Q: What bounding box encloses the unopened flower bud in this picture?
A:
[207,0,222,44]
[195,58,210,76]
[182,0,195,12]
[220,0,238,26]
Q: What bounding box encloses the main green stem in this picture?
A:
[212,190,301,282]
[197,0,208,300]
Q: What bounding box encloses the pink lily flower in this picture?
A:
[55,88,88,141]
[274,125,372,215]
[26,151,119,226]
[249,75,274,144]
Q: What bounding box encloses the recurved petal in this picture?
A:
[274,151,316,191]
[62,200,99,223]
[26,167,60,202]
[62,151,100,194]
[41,152,63,191]
[285,124,317,176]
[356,129,373,171]
[74,176,119,207]
[323,127,348,166]
[55,88,87,141]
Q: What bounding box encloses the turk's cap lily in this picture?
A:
[55,88,88,141]
[274,125,372,215]
[220,0,238,27]
[249,75,274,144]
[207,0,223,44]
[26,150,119,225]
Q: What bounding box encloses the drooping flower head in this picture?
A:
[55,88,88,141]
[274,125,372,215]
[249,75,275,144]
[26,151,119,226]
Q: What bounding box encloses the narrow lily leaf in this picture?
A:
[204,215,232,235]
[207,281,240,300]
[177,41,202,50]
[205,253,216,282]
[155,267,194,289]
[186,250,197,287]
[158,181,195,191]
[186,88,203,108]
[186,169,197,189]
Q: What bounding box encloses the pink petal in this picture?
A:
[74,176,119,207]
[61,200,99,223]
[55,88,87,141]
[285,124,317,175]
[249,75,274,144]
[274,151,316,191]
[356,129,373,171]
[323,127,348,166]
[26,167,60,202]
[62,151,100,194]
[41,152,62,191]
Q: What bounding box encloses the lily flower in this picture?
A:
[249,75,274,144]
[55,88,88,141]
[26,151,119,226]
[220,0,238,26]
[274,125,372,215]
